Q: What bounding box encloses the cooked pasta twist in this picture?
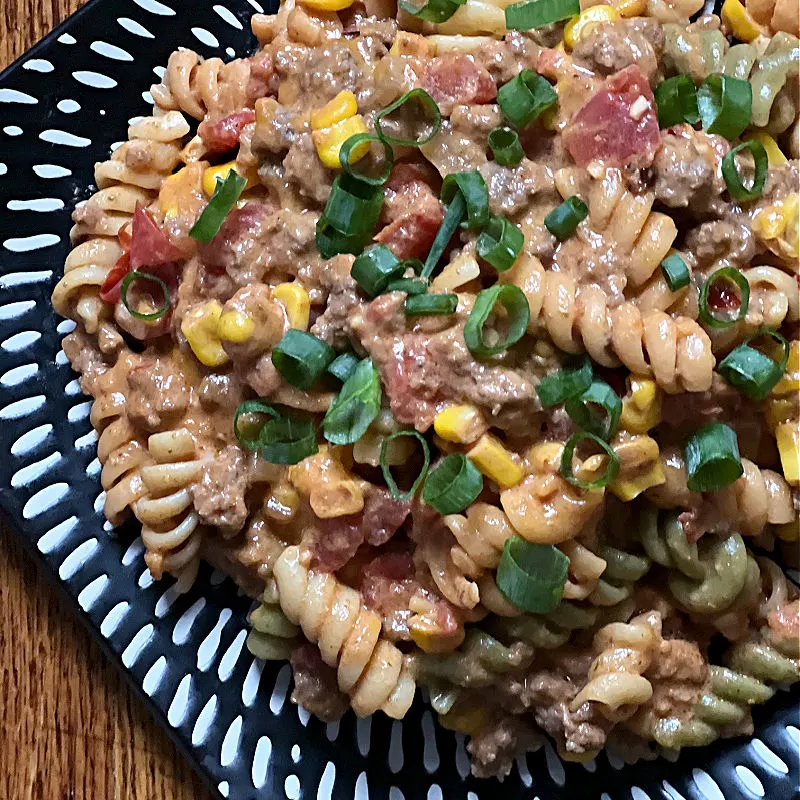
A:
[246,577,300,661]
[134,428,205,587]
[584,542,652,607]
[571,611,662,721]
[150,49,253,120]
[273,545,416,718]
[503,258,714,391]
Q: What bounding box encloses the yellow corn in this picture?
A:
[438,706,487,736]
[434,404,486,444]
[767,397,795,431]
[298,0,354,10]
[620,378,662,434]
[217,310,255,344]
[748,132,788,167]
[610,460,665,501]
[721,0,765,42]
[776,421,800,485]
[408,615,464,653]
[312,115,370,169]
[159,164,202,218]
[273,282,311,330]
[181,301,229,367]
[613,0,647,16]
[202,162,256,197]
[773,340,800,394]
[467,434,524,489]
[563,5,620,49]
[310,91,358,131]
[264,482,300,523]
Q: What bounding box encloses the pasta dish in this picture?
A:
[52,0,800,777]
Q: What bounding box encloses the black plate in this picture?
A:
[0,1,797,798]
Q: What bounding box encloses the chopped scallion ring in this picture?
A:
[271,329,336,390]
[722,139,768,202]
[420,192,466,279]
[697,73,752,141]
[380,430,430,501]
[441,170,490,230]
[405,293,458,316]
[260,414,319,465]
[536,358,593,408]
[544,195,588,240]
[399,0,465,22]
[476,216,524,272]
[328,352,360,383]
[190,169,248,243]
[120,270,170,321]
[660,252,690,292]
[351,245,404,297]
[497,69,558,129]
[496,536,569,613]
[505,0,580,30]
[375,89,442,147]
[464,284,530,359]
[565,380,622,441]
[322,358,382,445]
[654,75,699,128]
[559,432,620,489]
[386,277,428,295]
[699,267,750,329]
[422,453,483,514]
[718,329,789,401]
[684,422,743,492]
[339,133,394,186]
[316,173,384,258]
[488,126,525,166]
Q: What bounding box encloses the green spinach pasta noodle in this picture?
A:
[51,0,800,778]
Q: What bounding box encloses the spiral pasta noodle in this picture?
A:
[247,578,300,661]
[273,545,416,718]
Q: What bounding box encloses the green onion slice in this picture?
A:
[699,267,750,329]
[405,293,458,316]
[328,352,360,383]
[488,126,525,167]
[260,414,318,465]
[380,430,431,501]
[339,133,394,187]
[718,329,789,401]
[351,244,404,297]
[565,380,622,441]
[375,89,442,148]
[441,170,489,230]
[722,139,768,202]
[387,277,428,295]
[120,270,170,321]
[496,535,569,613]
[654,75,700,128]
[420,192,466,279]
[476,216,524,272]
[560,432,620,489]
[697,74,752,141]
[660,252,690,292]
[271,329,336,390]
[422,453,483,514]
[234,400,280,451]
[464,284,530,359]
[497,69,558,128]
[505,0,580,30]
[684,422,743,492]
[536,358,593,408]
[190,169,248,243]
[316,173,384,258]
[544,195,588,240]
[399,0,465,22]
[322,358,382,445]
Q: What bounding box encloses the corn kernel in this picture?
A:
[748,132,788,167]
[776,421,800,485]
[312,115,369,169]
[766,398,795,431]
[773,340,800,395]
[438,705,486,736]
[159,164,204,218]
[298,0,354,10]
[310,91,358,130]
[434,405,486,444]
[613,0,647,16]
[181,301,229,367]
[408,614,465,653]
[620,378,662,433]
[273,282,311,330]
[721,0,765,42]
[564,5,620,49]
[264,482,300,524]
[202,162,256,197]
[610,460,665,501]
[468,434,524,489]
[218,310,255,343]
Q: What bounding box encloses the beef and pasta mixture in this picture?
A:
[53,0,800,778]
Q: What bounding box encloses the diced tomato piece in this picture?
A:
[247,50,278,102]
[129,206,182,269]
[707,280,742,312]
[198,109,256,155]
[421,54,496,107]
[385,161,442,196]
[374,201,444,261]
[99,253,131,303]
[563,65,660,169]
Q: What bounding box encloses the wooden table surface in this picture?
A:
[0,3,214,799]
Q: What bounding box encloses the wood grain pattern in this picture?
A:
[1,3,214,798]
